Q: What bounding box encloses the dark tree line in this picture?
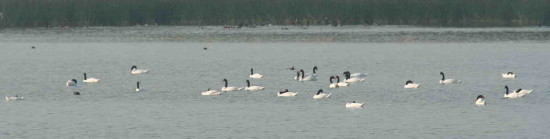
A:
[1,0,549,28]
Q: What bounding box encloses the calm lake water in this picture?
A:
[1,26,550,138]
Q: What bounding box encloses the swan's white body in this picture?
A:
[221,87,241,92]
[66,80,77,86]
[329,83,338,88]
[202,90,222,96]
[345,102,364,108]
[245,86,265,91]
[83,78,100,83]
[135,88,141,92]
[131,69,149,74]
[516,89,533,97]
[439,79,460,84]
[475,98,486,106]
[404,83,421,88]
[300,74,318,81]
[249,74,263,79]
[504,92,519,98]
[344,77,366,83]
[313,93,331,99]
[278,92,298,97]
[502,73,516,78]
[5,96,24,101]
[350,73,367,77]
[337,82,349,87]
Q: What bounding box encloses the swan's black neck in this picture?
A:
[300,70,305,79]
[313,66,318,74]
[336,76,340,83]
[317,89,323,95]
[516,88,522,93]
[72,79,77,84]
[250,68,254,75]
[131,65,137,70]
[207,88,211,91]
[508,72,513,75]
[330,76,334,83]
[296,71,300,79]
[224,79,228,87]
[84,73,87,80]
[345,73,350,80]
[246,80,250,87]
[440,72,445,80]
[505,86,509,95]
[406,80,413,85]
[477,95,484,99]
[279,89,288,94]
[137,82,140,89]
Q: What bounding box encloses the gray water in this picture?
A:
[1,26,550,138]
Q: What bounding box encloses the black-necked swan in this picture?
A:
[299,69,317,81]
[135,81,142,92]
[504,86,519,98]
[83,73,100,83]
[502,72,516,78]
[249,68,264,79]
[335,76,349,87]
[404,80,420,88]
[329,76,338,88]
[277,89,298,97]
[343,71,365,83]
[439,72,460,84]
[66,79,77,86]
[313,89,331,99]
[130,65,149,74]
[346,101,364,108]
[475,95,485,106]
[244,80,265,91]
[343,71,368,78]
[222,79,242,91]
[202,88,221,96]
[294,71,300,80]
[5,95,24,101]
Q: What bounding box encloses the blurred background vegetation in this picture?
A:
[1,0,549,28]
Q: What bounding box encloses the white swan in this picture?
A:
[201,88,221,96]
[313,89,331,99]
[130,65,149,74]
[335,76,349,87]
[244,80,265,91]
[83,73,100,83]
[439,72,461,84]
[221,79,242,91]
[329,76,339,88]
[66,79,77,86]
[343,71,365,83]
[504,86,520,98]
[404,80,420,88]
[249,68,263,79]
[475,95,486,106]
[502,72,516,78]
[5,95,24,101]
[345,101,364,108]
[277,89,298,97]
[135,81,142,92]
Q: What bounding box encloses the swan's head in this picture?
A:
[406,80,413,85]
[477,95,484,100]
[223,79,227,82]
[203,47,207,50]
[313,66,318,71]
[71,79,77,83]
[300,69,304,73]
[207,88,211,91]
[317,89,323,95]
[505,85,509,89]
[74,92,80,95]
[440,72,444,75]
[31,46,36,49]
[515,88,522,93]
[507,72,514,75]
[352,101,356,103]
[131,65,137,70]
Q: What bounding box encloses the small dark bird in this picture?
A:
[74,92,80,95]
[287,66,295,70]
[31,46,36,49]
[203,47,208,50]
